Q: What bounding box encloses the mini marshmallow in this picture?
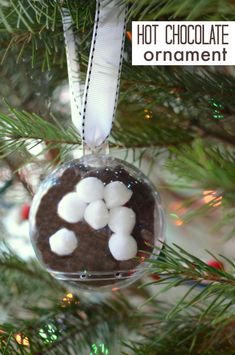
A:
[104,181,132,209]
[108,207,136,235]
[108,233,138,261]
[76,177,104,203]
[57,192,87,223]
[84,200,109,230]
[49,228,78,256]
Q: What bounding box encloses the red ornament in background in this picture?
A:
[21,204,30,221]
[206,260,224,270]
[150,273,161,281]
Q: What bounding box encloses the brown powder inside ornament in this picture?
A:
[29,155,164,291]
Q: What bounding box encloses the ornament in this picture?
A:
[29,155,164,291]
[150,273,161,281]
[206,260,224,270]
[20,204,30,220]
[29,1,164,291]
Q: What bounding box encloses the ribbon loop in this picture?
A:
[62,0,127,149]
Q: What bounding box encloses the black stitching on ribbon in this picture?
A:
[100,5,128,145]
[82,0,101,141]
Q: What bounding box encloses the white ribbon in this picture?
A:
[62,0,127,149]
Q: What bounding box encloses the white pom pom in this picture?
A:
[108,234,138,261]
[84,200,109,230]
[108,207,136,234]
[76,177,104,203]
[57,192,87,223]
[49,228,78,256]
[104,181,132,209]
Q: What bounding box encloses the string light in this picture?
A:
[61,292,79,307]
[112,287,119,292]
[90,343,109,354]
[169,202,186,227]
[144,108,153,120]
[62,292,73,304]
[126,31,132,41]
[203,190,222,207]
[209,98,224,120]
[15,333,30,347]
[174,219,184,226]
[38,324,58,344]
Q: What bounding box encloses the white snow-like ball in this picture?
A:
[84,200,109,230]
[104,181,133,209]
[57,192,87,223]
[76,177,104,203]
[108,234,138,261]
[49,228,78,256]
[108,207,136,235]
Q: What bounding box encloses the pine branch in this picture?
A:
[0,289,139,354]
[0,105,81,158]
[166,140,235,210]
[124,308,235,355]
[144,243,235,309]
[124,0,235,20]
[123,243,235,354]
[1,242,235,354]
[0,243,65,304]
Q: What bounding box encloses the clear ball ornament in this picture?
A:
[29,155,164,291]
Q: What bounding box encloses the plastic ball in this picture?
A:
[29,155,164,291]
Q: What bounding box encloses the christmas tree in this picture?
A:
[0,1,235,354]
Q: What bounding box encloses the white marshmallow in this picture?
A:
[76,177,104,203]
[49,228,78,256]
[104,181,132,209]
[84,200,109,230]
[108,207,136,234]
[57,192,87,223]
[108,234,138,261]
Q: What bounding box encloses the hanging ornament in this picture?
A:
[29,0,164,291]
[206,260,224,270]
[21,203,30,221]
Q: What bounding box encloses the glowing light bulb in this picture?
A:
[15,333,29,347]
[203,190,222,207]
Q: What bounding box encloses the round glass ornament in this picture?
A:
[29,155,164,291]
